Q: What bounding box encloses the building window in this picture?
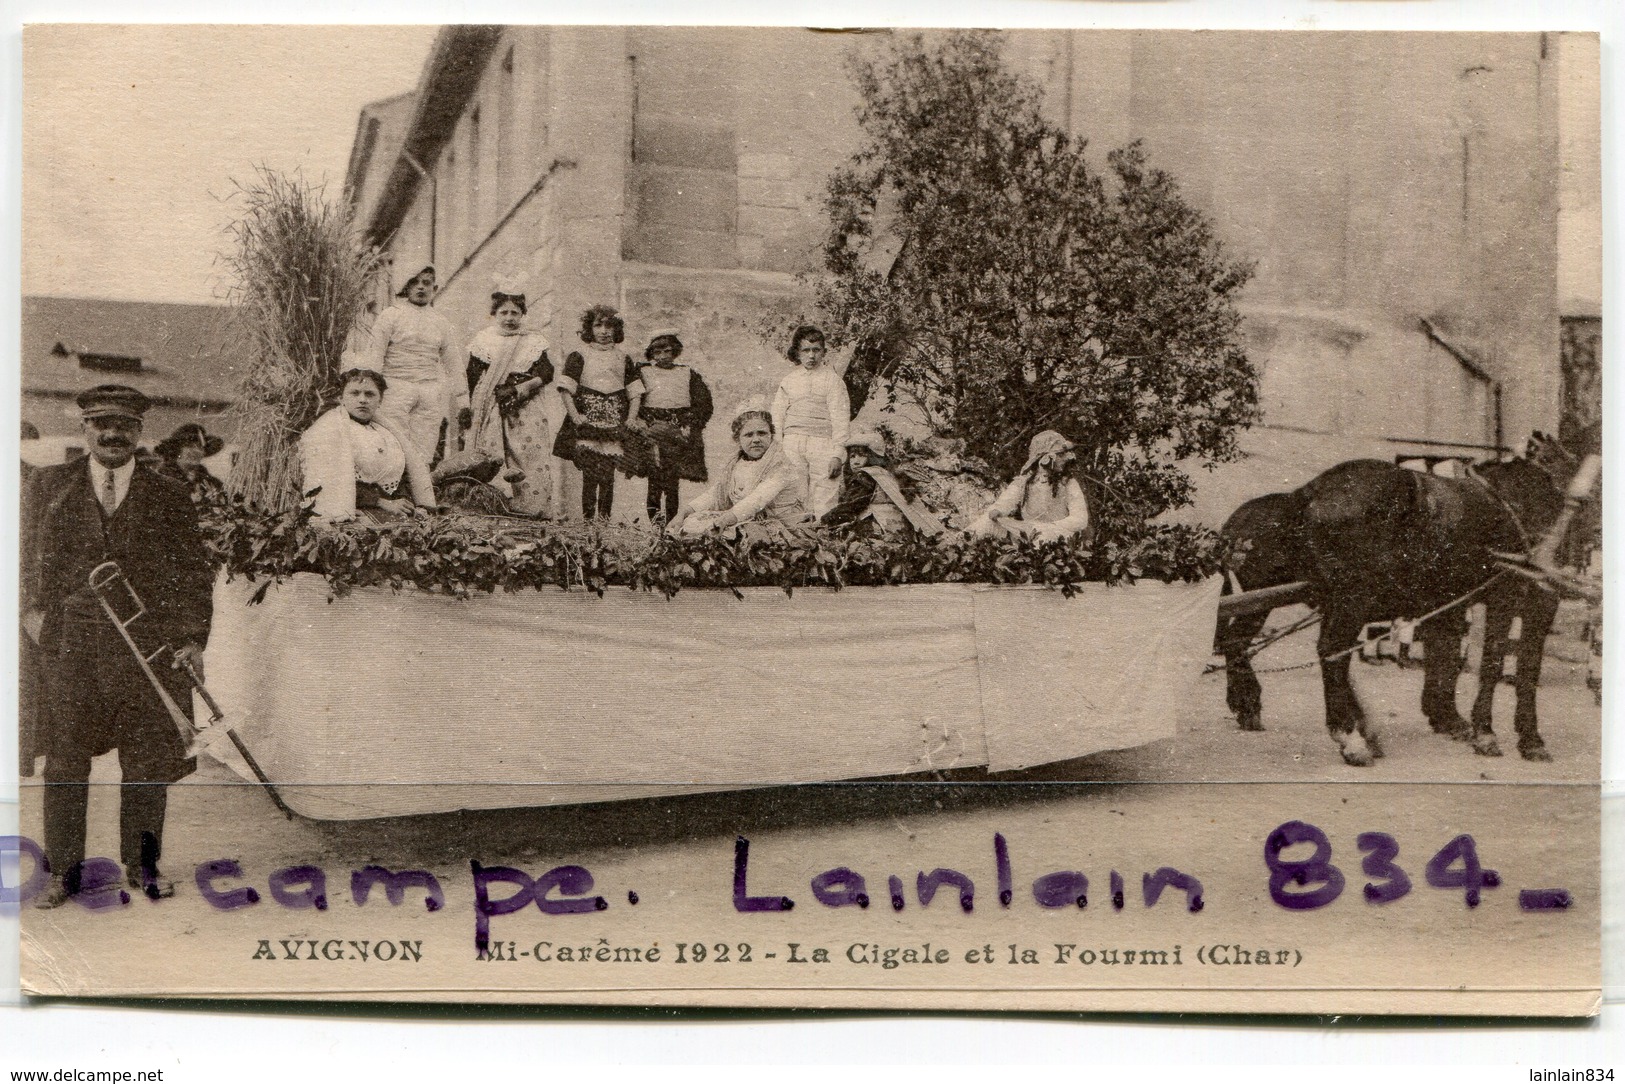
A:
[496,45,516,207]
[468,105,483,241]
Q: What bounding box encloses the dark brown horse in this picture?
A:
[1215,491,1310,732]
[1216,436,1578,766]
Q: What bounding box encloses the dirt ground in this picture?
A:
[13,597,1604,1012]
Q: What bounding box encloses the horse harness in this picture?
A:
[1213,463,1537,678]
[1462,462,1535,554]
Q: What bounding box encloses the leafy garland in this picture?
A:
[200,497,1226,602]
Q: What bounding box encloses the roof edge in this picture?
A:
[363,25,506,246]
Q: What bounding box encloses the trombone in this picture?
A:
[87,561,293,818]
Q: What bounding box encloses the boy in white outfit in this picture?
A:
[363,265,466,465]
[770,325,849,517]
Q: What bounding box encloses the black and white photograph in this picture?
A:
[6,9,1613,1047]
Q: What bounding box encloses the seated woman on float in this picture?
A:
[968,430,1090,544]
[667,400,808,536]
[300,367,436,521]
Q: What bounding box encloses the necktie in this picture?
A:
[100,469,118,515]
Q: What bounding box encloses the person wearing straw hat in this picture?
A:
[668,398,807,536]
[362,265,465,465]
[969,429,1092,544]
[22,385,214,907]
[635,327,713,525]
[822,428,943,538]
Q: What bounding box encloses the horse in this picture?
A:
[1214,487,1490,744]
[1214,491,1311,732]
[1215,435,1579,767]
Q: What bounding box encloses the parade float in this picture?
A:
[182,170,1231,821]
[197,512,1224,820]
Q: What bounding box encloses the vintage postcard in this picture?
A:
[11,24,1604,1015]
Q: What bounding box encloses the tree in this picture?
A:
[818,31,1259,523]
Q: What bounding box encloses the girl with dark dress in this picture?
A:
[635,328,713,525]
[552,306,645,520]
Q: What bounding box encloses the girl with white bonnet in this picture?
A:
[463,274,556,517]
[969,430,1091,543]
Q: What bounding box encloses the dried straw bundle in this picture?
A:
[221,169,384,510]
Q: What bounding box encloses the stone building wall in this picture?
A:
[351,27,1568,525]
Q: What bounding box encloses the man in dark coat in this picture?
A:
[22,385,214,907]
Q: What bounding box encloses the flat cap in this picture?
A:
[76,384,150,421]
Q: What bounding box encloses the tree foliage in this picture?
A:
[819,32,1259,524]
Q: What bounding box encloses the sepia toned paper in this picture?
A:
[12,23,1604,1015]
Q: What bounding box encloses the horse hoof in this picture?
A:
[1364,734,1385,759]
[1237,712,1264,733]
[1472,736,1503,758]
[1429,717,1470,739]
[1519,742,1553,763]
[1338,743,1374,767]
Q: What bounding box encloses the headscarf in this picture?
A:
[490,272,529,315]
[1019,430,1075,477]
[844,428,887,456]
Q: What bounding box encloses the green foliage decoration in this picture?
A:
[200,498,1226,603]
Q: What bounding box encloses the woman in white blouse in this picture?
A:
[969,430,1091,544]
[300,369,436,521]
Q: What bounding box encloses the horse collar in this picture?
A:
[1465,462,1533,552]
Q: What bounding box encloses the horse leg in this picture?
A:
[1318,607,1375,766]
[1219,608,1271,731]
[1512,589,1559,762]
[1419,610,1469,738]
[1468,598,1512,758]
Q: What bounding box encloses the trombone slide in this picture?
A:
[88,561,207,758]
